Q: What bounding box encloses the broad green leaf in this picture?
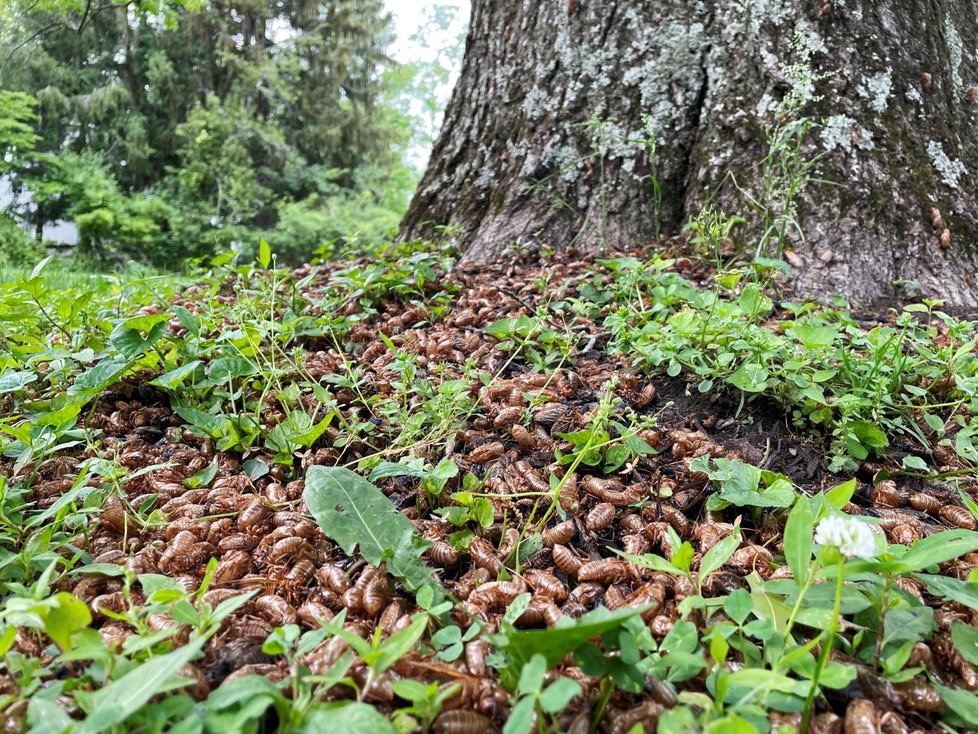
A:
[725,667,798,693]
[110,316,169,358]
[727,363,769,393]
[258,238,271,268]
[79,636,206,733]
[490,607,640,690]
[882,607,935,645]
[368,461,429,481]
[173,306,199,337]
[0,369,36,393]
[708,459,794,509]
[503,696,536,734]
[786,323,837,349]
[699,526,742,580]
[916,574,978,612]
[0,626,16,656]
[184,459,219,489]
[956,430,978,464]
[783,496,813,586]
[202,675,287,731]
[901,530,978,572]
[206,356,258,384]
[922,412,945,437]
[849,421,888,454]
[901,455,928,471]
[304,466,441,600]
[173,405,231,438]
[822,479,856,512]
[617,550,685,577]
[372,613,428,673]
[517,653,547,695]
[44,592,92,651]
[150,361,202,390]
[724,589,753,625]
[539,678,582,712]
[69,358,127,396]
[301,701,397,734]
[952,622,978,667]
[934,683,978,724]
[704,715,759,734]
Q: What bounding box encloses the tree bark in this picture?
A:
[400,0,978,307]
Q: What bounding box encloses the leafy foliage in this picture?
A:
[304,466,442,601]
[1,0,457,266]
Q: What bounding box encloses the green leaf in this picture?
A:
[368,461,429,482]
[822,479,857,512]
[725,667,798,693]
[503,696,536,734]
[783,496,813,586]
[490,607,640,690]
[901,455,929,471]
[304,466,441,601]
[517,654,547,695]
[923,412,946,437]
[882,607,935,645]
[69,358,127,396]
[901,530,978,572]
[699,526,742,580]
[258,238,271,268]
[956,430,978,464]
[79,636,206,733]
[934,682,978,724]
[301,702,397,734]
[201,675,286,731]
[372,613,428,674]
[206,356,258,384]
[786,323,838,349]
[952,622,978,667]
[724,589,753,625]
[0,626,16,656]
[708,458,794,509]
[110,316,169,360]
[44,593,92,651]
[242,459,270,480]
[727,363,769,393]
[917,574,978,612]
[617,550,685,577]
[704,715,759,734]
[0,369,36,393]
[849,421,889,455]
[539,678,582,712]
[184,459,219,489]
[150,361,202,390]
[173,306,200,337]
[173,405,231,438]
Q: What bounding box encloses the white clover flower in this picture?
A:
[813,516,878,559]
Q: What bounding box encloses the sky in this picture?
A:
[388,1,469,65]
[386,1,470,167]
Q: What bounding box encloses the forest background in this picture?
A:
[0,0,467,270]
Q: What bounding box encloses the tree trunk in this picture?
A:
[400,0,978,307]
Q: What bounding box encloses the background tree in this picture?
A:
[0,0,417,264]
[0,90,45,266]
[400,1,978,306]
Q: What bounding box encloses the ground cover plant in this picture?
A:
[4,240,978,734]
